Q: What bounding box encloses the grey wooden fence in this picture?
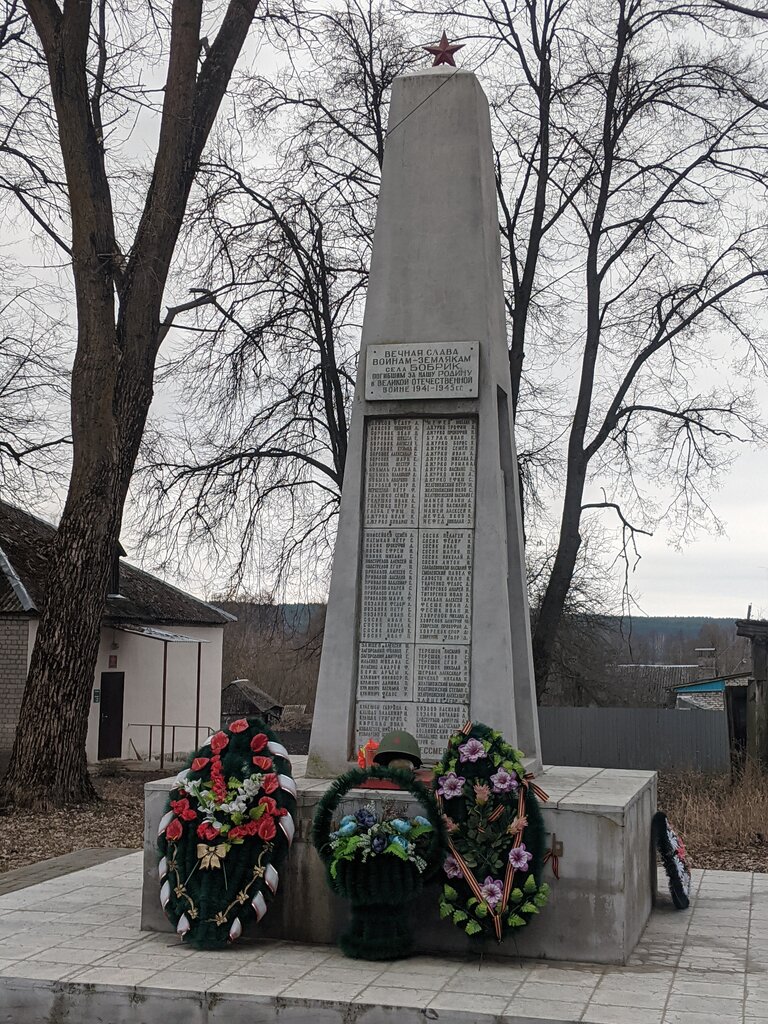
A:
[538,707,730,772]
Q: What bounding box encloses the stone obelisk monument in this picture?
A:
[307,64,541,777]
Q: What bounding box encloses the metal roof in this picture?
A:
[0,500,231,626]
[116,625,209,643]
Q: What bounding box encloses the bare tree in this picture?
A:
[136,0,421,593]
[433,0,768,691]
[217,598,326,709]
[0,0,261,808]
[712,0,768,17]
[142,0,768,701]
[0,283,70,500]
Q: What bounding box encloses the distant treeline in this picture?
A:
[214,603,747,712]
[600,616,737,643]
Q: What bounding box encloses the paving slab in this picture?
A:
[0,846,136,895]
[0,851,766,1023]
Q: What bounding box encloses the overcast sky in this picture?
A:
[5,19,767,620]
[623,445,768,619]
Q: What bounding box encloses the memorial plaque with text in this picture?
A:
[420,418,477,528]
[414,645,470,704]
[356,415,477,759]
[365,343,479,400]
[414,703,470,760]
[355,701,411,752]
[357,642,413,701]
[359,529,417,643]
[364,419,422,527]
[417,530,473,644]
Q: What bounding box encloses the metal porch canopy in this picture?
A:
[116,624,210,768]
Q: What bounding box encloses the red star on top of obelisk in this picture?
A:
[422,31,465,68]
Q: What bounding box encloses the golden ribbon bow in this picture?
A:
[197,843,228,869]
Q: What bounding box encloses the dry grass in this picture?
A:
[658,761,768,872]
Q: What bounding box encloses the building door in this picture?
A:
[98,672,125,760]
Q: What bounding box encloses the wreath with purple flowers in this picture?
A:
[434,722,550,942]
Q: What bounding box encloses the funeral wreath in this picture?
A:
[157,716,297,949]
[653,810,691,909]
[434,722,550,942]
[312,765,448,960]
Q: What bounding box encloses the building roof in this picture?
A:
[221,679,282,714]
[670,672,750,692]
[674,679,725,693]
[0,500,232,626]
[611,663,702,706]
[736,618,768,641]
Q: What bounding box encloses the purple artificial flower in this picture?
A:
[508,844,533,871]
[443,854,464,880]
[458,738,486,763]
[490,766,519,794]
[355,808,377,828]
[371,836,387,854]
[437,772,466,799]
[479,876,504,908]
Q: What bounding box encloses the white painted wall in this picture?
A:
[27,620,224,762]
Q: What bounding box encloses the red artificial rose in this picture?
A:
[228,825,245,841]
[256,814,277,841]
[241,819,259,837]
[261,773,279,795]
[250,733,268,753]
[191,757,210,772]
[252,756,273,771]
[229,719,249,733]
[170,798,197,822]
[165,817,183,842]
[197,821,220,841]
[210,731,229,754]
[209,754,227,801]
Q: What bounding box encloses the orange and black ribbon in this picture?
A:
[543,834,561,879]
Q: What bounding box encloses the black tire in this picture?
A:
[652,810,691,910]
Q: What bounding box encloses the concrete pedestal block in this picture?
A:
[142,760,656,965]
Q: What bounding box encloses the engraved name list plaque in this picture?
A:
[355,416,477,759]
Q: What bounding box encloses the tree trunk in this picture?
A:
[2,0,258,808]
[2,489,118,807]
[531,465,587,697]
[2,328,154,807]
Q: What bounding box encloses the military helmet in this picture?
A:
[373,730,423,768]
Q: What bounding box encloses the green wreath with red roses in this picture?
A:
[157,716,296,949]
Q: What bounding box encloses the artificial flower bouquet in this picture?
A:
[328,805,434,880]
[158,717,297,949]
[434,722,550,942]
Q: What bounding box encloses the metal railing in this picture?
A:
[128,723,217,768]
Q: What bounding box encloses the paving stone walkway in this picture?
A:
[0,848,136,896]
[0,852,765,1023]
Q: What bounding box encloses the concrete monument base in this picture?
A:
[141,759,656,966]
